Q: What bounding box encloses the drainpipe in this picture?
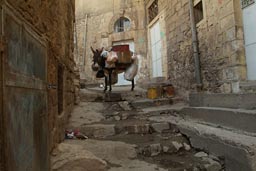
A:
[188,0,202,90]
[82,14,88,66]
[74,21,79,64]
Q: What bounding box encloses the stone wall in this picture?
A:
[0,0,76,170]
[165,0,246,97]
[75,0,149,84]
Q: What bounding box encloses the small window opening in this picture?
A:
[194,0,204,24]
[148,0,158,23]
[58,65,64,115]
[114,17,131,33]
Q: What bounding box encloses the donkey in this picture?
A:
[91,47,135,92]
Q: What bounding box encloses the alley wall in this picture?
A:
[164,0,246,96]
[0,0,77,170]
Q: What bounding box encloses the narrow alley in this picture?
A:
[1,0,256,171]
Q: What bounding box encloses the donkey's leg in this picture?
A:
[131,79,135,91]
[104,75,108,92]
[109,69,112,92]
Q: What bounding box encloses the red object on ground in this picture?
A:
[73,129,80,136]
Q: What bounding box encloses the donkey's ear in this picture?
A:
[91,47,96,54]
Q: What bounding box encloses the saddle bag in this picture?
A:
[96,70,105,78]
[124,63,138,81]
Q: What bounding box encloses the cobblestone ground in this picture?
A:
[51,88,224,171]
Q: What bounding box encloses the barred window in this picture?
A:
[148,0,158,23]
[114,17,131,33]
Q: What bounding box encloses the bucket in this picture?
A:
[147,87,158,99]
[163,85,175,97]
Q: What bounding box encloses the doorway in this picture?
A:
[150,21,163,77]
[113,40,135,86]
[243,2,256,80]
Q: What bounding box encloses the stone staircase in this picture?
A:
[51,87,225,171]
[173,92,256,171]
[240,81,256,93]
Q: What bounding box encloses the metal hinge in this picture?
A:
[48,84,57,90]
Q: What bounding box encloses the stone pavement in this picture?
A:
[51,87,224,171]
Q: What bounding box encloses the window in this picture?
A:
[148,0,158,23]
[114,17,131,32]
[194,0,204,24]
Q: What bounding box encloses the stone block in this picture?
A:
[151,122,170,133]
[51,143,107,171]
[125,124,151,134]
[81,124,116,138]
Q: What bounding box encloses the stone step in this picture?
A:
[240,81,256,93]
[149,115,256,171]
[101,127,223,171]
[181,107,256,134]
[106,132,191,157]
[65,139,222,171]
[80,89,105,102]
[137,136,192,157]
[115,120,171,135]
[189,93,256,110]
[80,87,147,102]
[51,142,107,171]
[77,121,173,138]
[80,124,116,138]
[139,103,187,116]
[131,98,173,108]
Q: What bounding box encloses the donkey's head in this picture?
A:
[91,47,104,67]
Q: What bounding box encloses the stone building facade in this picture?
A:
[76,0,255,96]
[75,0,149,84]
[0,0,77,170]
[146,0,251,97]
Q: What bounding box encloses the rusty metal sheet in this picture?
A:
[4,12,46,81]
[0,4,5,171]
[5,88,48,171]
[0,31,4,171]
[3,6,49,171]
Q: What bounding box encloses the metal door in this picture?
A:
[150,21,163,77]
[0,2,4,170]
[2,4,49,171]
[243,2,256,80]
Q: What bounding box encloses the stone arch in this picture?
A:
[108,13,138,34]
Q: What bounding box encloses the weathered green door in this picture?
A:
[2,4,49,171]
